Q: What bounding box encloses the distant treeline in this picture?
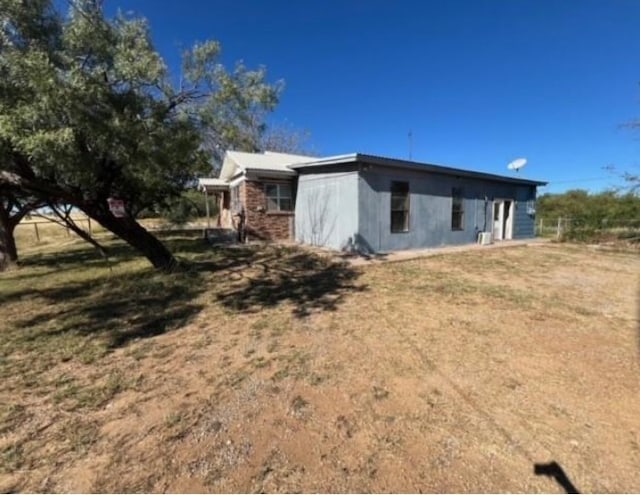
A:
[537,189,640,241]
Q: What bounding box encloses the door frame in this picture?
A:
[492,199,515,241]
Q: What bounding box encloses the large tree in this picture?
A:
[0,186,43,271]
[0,0,281,270]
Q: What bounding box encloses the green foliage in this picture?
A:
[538,189,640,241]
[0,0,281,210]
[0,0,283,267]
[158,189,218,225]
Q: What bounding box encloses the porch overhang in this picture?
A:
[198,178,230,193]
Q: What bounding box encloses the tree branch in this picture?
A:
[35,203,110,259]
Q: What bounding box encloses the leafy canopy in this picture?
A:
[0,0,282,215]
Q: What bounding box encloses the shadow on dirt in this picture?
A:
[12,268,204,349]
[214,245,367,318]
[3,237,365,352]
[534,461,580,494]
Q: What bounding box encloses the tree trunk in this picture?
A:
[0,218,18,272]
[82,205,177,271]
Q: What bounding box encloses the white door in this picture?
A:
[503,200,513,240]
[493,200,514,241]
[493,202,502,240]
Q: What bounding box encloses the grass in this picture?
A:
[1,235,639,492]
[13,215,213,250]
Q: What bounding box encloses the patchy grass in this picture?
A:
[1,237,639,492]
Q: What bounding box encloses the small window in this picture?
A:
[451,187,464,230]
[265,183,293,211]
[390,181,410,233]
[526,199,536,215]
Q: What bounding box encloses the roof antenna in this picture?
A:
[408,130,413,160]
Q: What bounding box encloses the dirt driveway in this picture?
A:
[1,241,639,492]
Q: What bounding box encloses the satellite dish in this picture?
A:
[507,158,527,173]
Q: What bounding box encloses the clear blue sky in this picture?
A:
[103,0,640,194]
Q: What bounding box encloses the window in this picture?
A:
[265,183,293,211]
[526,199,536,215]
[451,187,464,230]
[390,181,410,233]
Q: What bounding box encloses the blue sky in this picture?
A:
[103,0,640,194]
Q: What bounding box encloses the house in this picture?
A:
[198,151,546,253]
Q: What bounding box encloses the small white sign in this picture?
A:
[107,198,126,218]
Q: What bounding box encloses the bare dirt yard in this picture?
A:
[1,236,639,492]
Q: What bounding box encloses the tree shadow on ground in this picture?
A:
[17,233,212,270]
[11,268,204,350]
[214,245,367,318]
[19,241,139,269]
[4,238,365,358]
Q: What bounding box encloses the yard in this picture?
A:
[1,235,639,492]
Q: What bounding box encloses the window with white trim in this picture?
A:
[265,183,293,211]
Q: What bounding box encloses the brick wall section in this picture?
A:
[244,180,294,241]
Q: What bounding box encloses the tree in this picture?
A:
[0,0,282,270]
[157,189,217,226]
[0,186,43,270]
[260,124,316,156]
[537,189,640,241]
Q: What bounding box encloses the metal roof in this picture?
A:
[206,150,547,187]
[290,153,547,187]
[218,150,317,180]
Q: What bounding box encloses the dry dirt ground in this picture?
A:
[1,237,639,493]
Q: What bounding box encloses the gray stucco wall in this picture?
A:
[294,163,537,253]
[294,170,360,251]
[358,165,536,252]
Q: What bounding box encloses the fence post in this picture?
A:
[556,217,562,240]
[34,222,40,242]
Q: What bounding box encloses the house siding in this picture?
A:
[244,179,294,241]
[357,164,536,252]
[294,170,360,251]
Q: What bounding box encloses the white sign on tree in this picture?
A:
[107,198,126,218]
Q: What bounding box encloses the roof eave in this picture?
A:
[245,168,297,178]
[292,153,546,186]
[288,153,359,169]
[356,154,547,186]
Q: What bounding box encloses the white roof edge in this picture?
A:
[219,152,245,181]
[199,178,229,185]
[288,153,358,169]
[198,177,230,191]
